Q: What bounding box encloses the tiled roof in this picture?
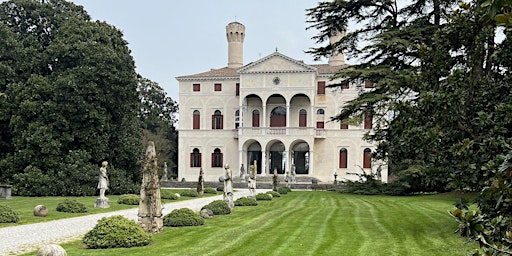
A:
[311,64,348,74]
[176,64,348,80]
[176,67,237,79]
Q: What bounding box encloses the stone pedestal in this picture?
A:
[0,185,12,199]
[94,198,110,208]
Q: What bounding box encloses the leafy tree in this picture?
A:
[137,76,178,177]
[0,0,143,195]
[308,0,512,253]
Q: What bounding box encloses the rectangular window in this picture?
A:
[364,113,372,129]
[340,122,348,129]
[316,122,324,129]
[339,149,348,168]
[364,81,373,88]
[214,83,222,92]
[212,114,223,129]
[341,83,349,89]
[193,83,200,92]
[212,152,223,167]
[190,152,202,167]
[317,81,326,95]
[236,83,240,96]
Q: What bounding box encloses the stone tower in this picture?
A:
[226,22,245,69]
[328,29,345,66]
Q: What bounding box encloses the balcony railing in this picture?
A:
[235,127,326,138]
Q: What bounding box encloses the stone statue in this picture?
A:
[291,164,297,184]
[223,164,234,209]
[197,168,204,196]
[94,161,110,208]
[248,160,257,198]
[240,163,246,183]
[272,168,279,191]
[285,171,292,188]
[138,141,163,233]
[160,162,169,182]
[376,165,382,181]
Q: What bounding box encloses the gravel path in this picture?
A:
[0,189,265,256]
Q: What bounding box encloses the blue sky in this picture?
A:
[70,0,327,103]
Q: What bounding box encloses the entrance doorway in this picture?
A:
[292,142,309,174]
[269,142,285,174]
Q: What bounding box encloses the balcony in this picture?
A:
[234,127,326,138]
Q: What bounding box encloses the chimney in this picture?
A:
[226,22,245,69]
[328,29,345,66]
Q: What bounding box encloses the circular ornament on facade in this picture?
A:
[272,77,280,85]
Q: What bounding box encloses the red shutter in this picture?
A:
[193,112,200,129]
[212,115,215,129]
[316,122,324,129]
[236,83,240,96]
[220,115,223,129]
[317,81,326,95]
[199,153,202,167]
[220,153,223,167]
[252,111,260,127]
[299,112,307,127]
[364,113,372,129]
[211,153,214,167]
[365,81,373,88]
[340,123,348,129]
[190,153,193,167]
[363,149,371,168]
[339,150,347,168]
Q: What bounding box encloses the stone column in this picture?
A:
[309,150,314,176]
[286,103,290,135]
[262,104,267,134]
[261,151,267,176]
[138,141,163,233]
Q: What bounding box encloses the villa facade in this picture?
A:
[176,22,387,183]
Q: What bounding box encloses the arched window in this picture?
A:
[212,110,223,129]
[252,109,260,127]
[316,109,325,129]
[212,148,223,167]
[270,106,286,127]
[235,110,240,129]
[364,112,372,129]
[299,109,307,127]
[190,148,201,167]
[339,148,348,168]
[193,110,200,130]
[363,148,371,168]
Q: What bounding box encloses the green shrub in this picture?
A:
[278,187,291,194]
[201,200,231,215]
[161,189,179,200]
[0,205,20,223]
[266,191,281,197]
[255,193,273,201]
[180,189,199,197]
[216,186,224,191]
[56,199,88,213]
[117,194,140,205]
[234,197,258,206]
[83,215,151,249]
[204,187,217,194]
[163,208,204,227]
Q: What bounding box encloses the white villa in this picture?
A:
[176,22,387,183]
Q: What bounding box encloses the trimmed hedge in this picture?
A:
[83,215,151,249]
[161,189,179,200]
[256,193,273,201]
[201,200,231,215]
[204,187,217,194]
[163,208,204,227]
[216,186,224,192]
[266,191,281,197]
[56,199,88,213]
[234,197,258,206]
[0,205,20,223]
[180,189,199,197]
[117,194,140,205]
[278,187,291,194]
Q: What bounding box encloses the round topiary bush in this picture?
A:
[163,208,204,227]
[83,215,151,249]
[216,185,224,192]
[180,189,199,197]
[56,199,87,213]
[201,200,231,215]
[234,197,258,206]
[255,193,273,201]
[117,194,140,205]
[0,205,20,223]
[266,191,281,197]
[204,187,217,194]
[161,189,179,200]
[278,187,291,194]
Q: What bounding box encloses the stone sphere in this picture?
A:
[37,244,67,256]
[200,209,214,219]
[33,205,48,217]
[218,176,224,182]
[174,193,181,198]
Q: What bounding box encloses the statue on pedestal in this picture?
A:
[94,161,110,208]
[223,164,234,209]
[248,160,257,198]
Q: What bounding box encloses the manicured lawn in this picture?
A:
[0,189,213,227]
[26,191,477,256]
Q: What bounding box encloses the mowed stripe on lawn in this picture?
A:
[49,191,475,256]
